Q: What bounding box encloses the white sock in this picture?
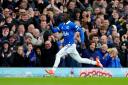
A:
[52,56,61,71]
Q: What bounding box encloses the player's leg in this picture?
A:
[68,44,103,67]
[45,46,68,75]
[69,51,96,65]
[52,49,67,71]
[69,51,102,67]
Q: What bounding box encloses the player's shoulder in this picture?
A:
[66,20,72,24]
[66,21,75,26]
[68,21,74,24]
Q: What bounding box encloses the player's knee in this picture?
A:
[76,58,83,63]
[75,59,80,63]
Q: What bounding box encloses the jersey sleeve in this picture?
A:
[50,24,61,33]
[72,22,85,44]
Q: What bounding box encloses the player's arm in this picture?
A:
[74,25,85,44]
[50,24,61,33]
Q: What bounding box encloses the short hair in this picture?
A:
[89,34,98,40]
[101,44,108,49]
[100,25,107,30]
[61,13,70,22]
[89,40,95,45]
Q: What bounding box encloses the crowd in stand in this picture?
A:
[0,0,128,67]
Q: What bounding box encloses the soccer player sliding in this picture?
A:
[45,13,103,75]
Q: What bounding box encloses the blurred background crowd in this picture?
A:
[0,0,128,67]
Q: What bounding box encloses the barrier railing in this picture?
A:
[0,68,127,77]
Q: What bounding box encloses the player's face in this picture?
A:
[61,13,69,22]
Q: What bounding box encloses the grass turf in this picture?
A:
[0,77,128,85]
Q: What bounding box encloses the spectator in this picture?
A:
[100,35,107,45]
[82,0,93,11]
[67,0,76,20]
[112,36,120,49]
[41,40,58,67]
[74,8,81,21]
[108,48,122,67]
[31,28,43,46]
[11,45,28,67]
[27,24,35,34]
[35,46,42,66]
[118,41,128,67]
[99,25,108,36]
[0,25,10,42]
[2,0,16,10]
[24,43,38,67]
[96,44,111,67]
[3,8,10,18]
[82,41,98,67]
[19,12,33,29]
[8,34,17,52]
[16,24,25,45]
[0,40,13,67]
[81,10,92,30]
[91,34,101,49]
[17,0,29,9]
[33,9,40,28]
[93,0,107,9]
[35,0,48,13]
[23,34,32,50]
[110,9,122,31]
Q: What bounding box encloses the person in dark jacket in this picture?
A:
[0,40,13,67]
[41,40,58,67]
[118,41,128,67]
[82,41,98,67]
[12,45,28,67]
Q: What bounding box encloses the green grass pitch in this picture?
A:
[0,77,128,85]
